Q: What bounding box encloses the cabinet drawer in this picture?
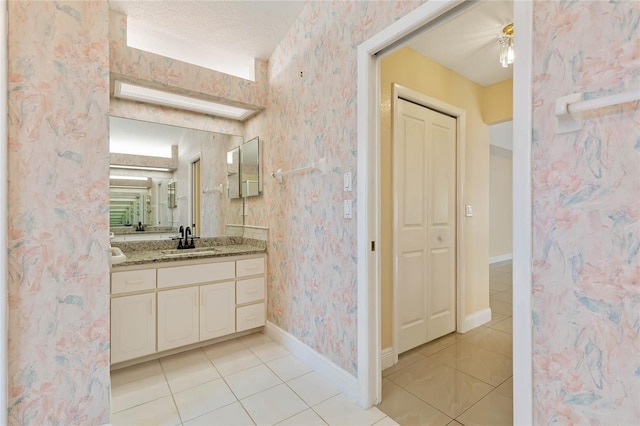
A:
[157,261,235,289]
[236,257,264,277]
[236,277,265,305]
[111,269,156,294]
[236,302,265,332]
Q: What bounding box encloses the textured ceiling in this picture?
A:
[109,1,307,60]
[408,0,514,87]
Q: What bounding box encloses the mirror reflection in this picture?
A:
[241,137,261,197]
[109,116,244,238]
[227,147,240,199]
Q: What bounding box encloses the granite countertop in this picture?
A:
[111,236,266,268]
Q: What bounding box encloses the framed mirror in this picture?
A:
[240,137,261,197]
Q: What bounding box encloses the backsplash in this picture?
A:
[243,226,269,241]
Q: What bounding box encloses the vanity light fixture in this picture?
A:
[114,81,255,120]
[110,165,172,172]
[109,175,148,181]
[498,23,514,68]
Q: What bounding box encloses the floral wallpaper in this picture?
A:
[7,1,111,424]
[531,1,639,424]
[244,0,424,375]
[7,0,637,422]
[109,11,268,111]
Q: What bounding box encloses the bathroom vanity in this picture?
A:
[110,238,266,366]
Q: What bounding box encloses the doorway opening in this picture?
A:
[191,156,201,235]
[355,0,533,423]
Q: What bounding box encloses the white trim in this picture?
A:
[489,254,513,264]
[513,1,534,424]
[264,321,358,402]
[460,308,492,333]
[1,1,8,422]
[380,347,394,371]
[391,84,466,359]
[357,0,534,419]
[357,0,465,407]
[188,152,201,234]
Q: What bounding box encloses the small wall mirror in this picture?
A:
[227,147,241,199]
[241,137,261,197]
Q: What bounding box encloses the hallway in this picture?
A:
[378,261,513,425]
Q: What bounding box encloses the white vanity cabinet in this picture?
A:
[157,286,200,351]
[200,281,236,340]
[110,253,266,365]
[111,292,156,364]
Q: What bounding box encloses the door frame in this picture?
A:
[391,84,466,363]
[356,1,534,424]
[189,153,201,235]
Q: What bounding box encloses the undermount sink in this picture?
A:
[110,246,127,265]
[162,247,218,257]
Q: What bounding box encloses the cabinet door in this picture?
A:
[157,287,199,352]
[111,293,156,364]
[200,282,235,341]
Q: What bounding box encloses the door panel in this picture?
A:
[395,98,456,353]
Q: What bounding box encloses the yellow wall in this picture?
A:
[380,47,494,349]
[482,79,513,124]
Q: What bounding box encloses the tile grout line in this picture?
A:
[158,356,186,425]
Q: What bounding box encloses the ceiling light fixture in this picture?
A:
[114,81,255,121]
[498,23,514,68]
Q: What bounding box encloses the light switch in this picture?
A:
[465,204,473,217]
[344,172,352,192]
[344,199,353,219]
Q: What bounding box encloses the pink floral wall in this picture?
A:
[7,1,111,424]
[531,1,639,423]
[109,11,268,111]
[244,1,424,375]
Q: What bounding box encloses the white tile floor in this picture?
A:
[111,333,397,425]
[377,261,513,426]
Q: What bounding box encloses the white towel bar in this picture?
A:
[555,90,640,134]
[271,158,326,183]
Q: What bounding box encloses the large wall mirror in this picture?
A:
[109,116,244,238]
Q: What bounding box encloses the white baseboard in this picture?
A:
[459,308,492,333]
[489,253,513,264]
[265,321,358,403]
[381,347,394,371]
